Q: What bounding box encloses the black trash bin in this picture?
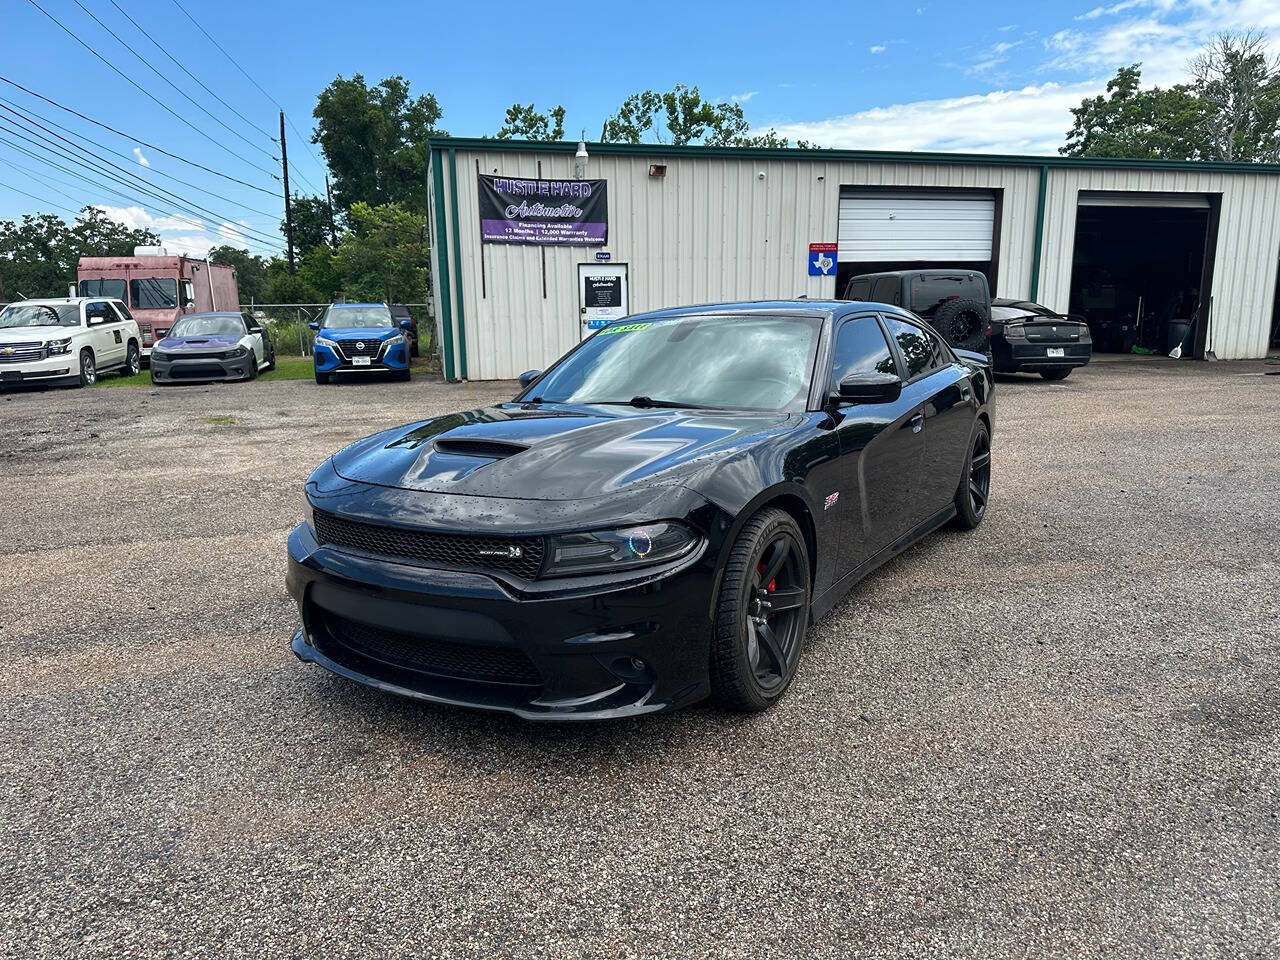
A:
[1166,318,1193,354]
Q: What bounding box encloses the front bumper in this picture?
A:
[993,340,1092,372]
[151,351,255,383]
[286,521,715,720]
[314,342,410,374]
[0,349,77,385]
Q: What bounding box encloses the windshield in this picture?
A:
[168,314,244,338]
[130,277,178,309]
[322,305,393,329]
[0,303,80,328]
[79,278,126,299]
[523,314,823,412]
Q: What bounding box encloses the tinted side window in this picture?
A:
[883,317,947,380]
[112,301,133,321]
[832,317,896,383]
[85,301,111,323]
[845,278,871,301]
[871,277,900,305]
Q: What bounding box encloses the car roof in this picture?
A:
[180,311,245,318]
[9,297,108,306]
[329,302,386,308]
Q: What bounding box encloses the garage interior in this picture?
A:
[1068,194,1215,357]
[835,189,997,297]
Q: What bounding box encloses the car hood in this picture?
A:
[156,335,242,351]
[0,326,73,343]
[330,403,799,500]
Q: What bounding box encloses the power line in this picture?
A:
[106,0,279,144]
[0,97,280,220]
[68,0,278,164]
[0,178,83,218]
[0,115,285,248]
[165,0,328,193]
[23,0,281,181]
[0,76,279,197]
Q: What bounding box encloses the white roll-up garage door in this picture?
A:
[838,191,995,263]
[1077,191,1210,209]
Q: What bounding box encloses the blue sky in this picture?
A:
[2,0,1276,256]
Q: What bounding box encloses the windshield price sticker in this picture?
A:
[598,322,651,336]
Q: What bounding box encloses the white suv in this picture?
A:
[0,298,142,388]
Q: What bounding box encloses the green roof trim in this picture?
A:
[428,136,1280,176]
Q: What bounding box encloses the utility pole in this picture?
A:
[280,110,295,274]
[325,176,338,247]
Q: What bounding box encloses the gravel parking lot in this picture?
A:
[1,360,1277,958]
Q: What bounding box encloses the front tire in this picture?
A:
[710,508,811,712]
[78,348,96,387]
[395,368,411,382]
[954,421,991,530]
[314,371,330,384]
[1040,368,1071,381]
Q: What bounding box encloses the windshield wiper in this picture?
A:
[583,396,714,409]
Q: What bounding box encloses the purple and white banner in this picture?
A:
[477,174,608,245]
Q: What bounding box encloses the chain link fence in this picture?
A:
[242,304,434,358]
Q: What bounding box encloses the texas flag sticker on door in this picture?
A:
[808,242,837,276]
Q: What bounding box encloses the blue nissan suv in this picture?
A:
[310,303,412,384]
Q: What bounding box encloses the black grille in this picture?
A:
[314,509,544,580]
[323,612,542,686]
[0,342,45,363]
[338,339,382,359]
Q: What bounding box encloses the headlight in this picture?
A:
[384,334,406,347]
[45,337,73,356]
[300,486,314,530]
[1002,322,1026,340]
[543,522,699,577]
[314,335,338,350]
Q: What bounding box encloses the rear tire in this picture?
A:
[1040,368,1071,381]
[314,371,330,385]
[710,508,811,713]
[122,342,140,378]
[78,348,96,387]
[931,297,989,352]
[954,421,991,530]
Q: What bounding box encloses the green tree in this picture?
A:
[1191,30,1280,162]
[1062,64,1208,159]
[206,245,269,302]
[298,244,342,302]
[601,84,805,147]
[283,193,339,254]
[496,103,566,140]
[334,202,427,304]
[0,207,156,300]
[262,258,322,304]
[312,74,445,214]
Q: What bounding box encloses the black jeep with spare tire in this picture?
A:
[842,269,990,354]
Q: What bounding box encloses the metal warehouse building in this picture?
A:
[426,138,1280,381]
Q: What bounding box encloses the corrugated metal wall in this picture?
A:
[434,148,1041,380]
[1038,167,1280,360]
[430,147,1278,378]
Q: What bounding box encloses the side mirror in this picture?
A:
[308,321,319,331]
[181,299,195,311]
[517,369,543,389]
[832,371,902,405]
[398,318,413,331]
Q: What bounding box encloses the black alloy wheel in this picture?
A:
[711,508,811,711]
[954,422,991,529]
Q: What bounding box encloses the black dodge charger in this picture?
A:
[288,300,994,719]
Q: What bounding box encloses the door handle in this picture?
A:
[910,412,924,433]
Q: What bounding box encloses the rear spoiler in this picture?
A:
[954,348,990,367]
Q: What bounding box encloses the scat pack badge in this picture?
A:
[824,492,839,510]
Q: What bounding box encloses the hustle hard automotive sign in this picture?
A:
[477,175,608,245]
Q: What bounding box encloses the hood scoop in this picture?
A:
[432,438,527,460]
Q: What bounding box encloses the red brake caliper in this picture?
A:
[756,562,776,618]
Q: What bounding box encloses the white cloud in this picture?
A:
[869,44,887,54]
[730,90,758,103]
[132,146,150,168]
[760,81,1099,155]
[90,204,214,257]
[759,0,1280,155]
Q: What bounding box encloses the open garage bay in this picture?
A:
[1,362,1277,957]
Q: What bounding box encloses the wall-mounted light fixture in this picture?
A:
[648,163,667,178]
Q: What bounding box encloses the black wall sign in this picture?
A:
[478,175,608,245]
